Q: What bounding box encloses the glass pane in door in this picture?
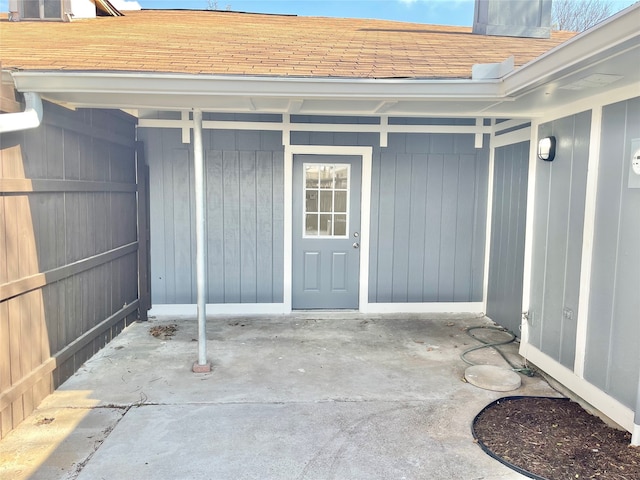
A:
[303,163,350,238]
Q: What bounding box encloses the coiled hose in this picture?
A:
[460,326,534,377]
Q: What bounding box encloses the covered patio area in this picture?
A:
[0,313,558,479]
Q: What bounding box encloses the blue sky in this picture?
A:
[1,0,636,27]
[0,0,477,26]
[133,0,476,26]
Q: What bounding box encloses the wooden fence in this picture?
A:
[0,101,144,439]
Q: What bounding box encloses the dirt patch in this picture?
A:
[34,417,54,426]
[149,324,177,340]
[473,397,640,479]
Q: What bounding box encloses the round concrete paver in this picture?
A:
[464,365,521,392]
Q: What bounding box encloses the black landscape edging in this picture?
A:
[471,396,570,480]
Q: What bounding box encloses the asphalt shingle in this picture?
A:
[0,9,575,79]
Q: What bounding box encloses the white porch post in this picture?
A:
[633,370,640,445]
[192,108,210,372]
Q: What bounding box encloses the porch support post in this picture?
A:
[192,108,210,373]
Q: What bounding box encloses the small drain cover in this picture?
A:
[465,365,521,392]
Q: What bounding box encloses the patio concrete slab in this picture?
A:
[0,313,561,479]
[464,364,522,392]
[0,406,124,480]
[76,402,516,480]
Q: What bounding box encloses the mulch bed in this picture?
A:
[472,397,640,480]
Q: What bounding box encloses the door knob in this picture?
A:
[353,242,360,249]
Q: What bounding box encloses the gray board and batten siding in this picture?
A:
[584,97,640,410]
[144,115,490,307]
[528,111,592,369]
[486,141,530,335]
[141,126,285,305]
[0,102,141,439]
[367,132,488,304]
[292,116,489,305]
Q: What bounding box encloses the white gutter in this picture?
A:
[0,92,43,133]
[8,71,502,100]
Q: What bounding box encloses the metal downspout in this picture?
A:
[192,108,210,373]
[0,92,43,133]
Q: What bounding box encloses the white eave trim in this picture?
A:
[503,2,640,97]
[7,71,503,101]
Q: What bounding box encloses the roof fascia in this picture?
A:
[8,72,503,103]
[502,3,640,98]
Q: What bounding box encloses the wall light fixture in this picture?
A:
[538,136,556,161]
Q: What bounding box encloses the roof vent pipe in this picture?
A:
[0,92,43,133]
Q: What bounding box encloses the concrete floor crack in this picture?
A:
[68,405,132,480]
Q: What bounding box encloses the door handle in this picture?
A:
[353,242,360,249]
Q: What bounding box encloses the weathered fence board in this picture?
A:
[0,101,142,439]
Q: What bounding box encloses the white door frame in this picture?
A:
[284,145,373,311]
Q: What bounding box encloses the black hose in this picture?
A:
[461,326,534,376]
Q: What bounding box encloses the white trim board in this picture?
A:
[491,127,531,148]
[149,303,289,317]
[573,105,603,377]
[149,302,484,316]
[137,119,491,135]
[481,126,495,311]
[138,117,491,151]
[361,302,483,314]
[520,343,635,434]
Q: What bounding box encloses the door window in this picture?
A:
[303,163,349,237]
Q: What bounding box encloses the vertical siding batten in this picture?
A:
[256,151,274,302]
[205,149,224,303]
[239,150,258,303]
[423,154,444,301]
[407,153,428,302]
[392,153,411,302]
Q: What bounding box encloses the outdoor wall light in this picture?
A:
[538,136,556,161]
